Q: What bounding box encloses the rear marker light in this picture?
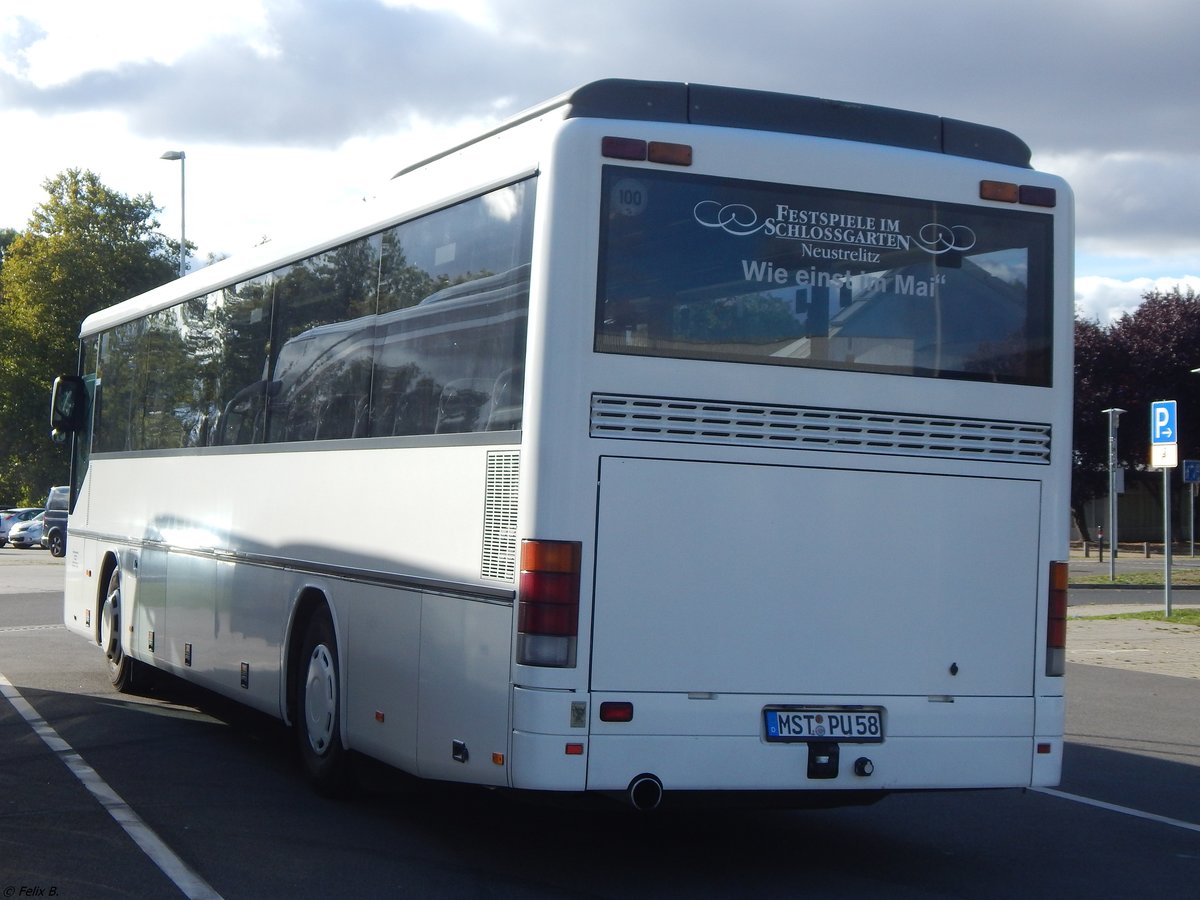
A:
[1019,185,1057,208]
[602,136,647,160]
[565,743,585,756]
[980,180,1019,203]
[601,137,693,166]
[980,180,1057,208]
[1046,560,1068,676]
[648,141,693,166]
[1037,743,1053,755]
[599,701,634,723]
[517,539,582,667]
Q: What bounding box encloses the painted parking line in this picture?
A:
[0,672,224,900]
[1032,786,1200,834]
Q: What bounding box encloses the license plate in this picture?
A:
[764,707,884,743]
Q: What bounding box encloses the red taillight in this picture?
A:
[601,136,647,161]
[599,701,634,723]
[1046,561,1068,676]
[517,539,582,667]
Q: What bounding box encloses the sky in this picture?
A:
[2,0,1198,325]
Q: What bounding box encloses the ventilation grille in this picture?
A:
[481,451,520,581]
[591,393,1051,464]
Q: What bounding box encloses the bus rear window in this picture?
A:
[596,166,1053,386]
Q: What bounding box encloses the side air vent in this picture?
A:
[481,451,520,581]
[591,394,1050,464]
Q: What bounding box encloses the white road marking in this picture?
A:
[1033,786,1200,833]
[0,671,224,900]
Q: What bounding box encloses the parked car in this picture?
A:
[42,485,69,558]
[8,511,44,548]
[0,507,41,548]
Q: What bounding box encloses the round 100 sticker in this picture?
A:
[611,177,648,217]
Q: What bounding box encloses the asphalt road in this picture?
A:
[2,552,1198,898]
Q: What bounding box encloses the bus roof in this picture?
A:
[394,78,1031,179]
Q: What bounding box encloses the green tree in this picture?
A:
[1072,315,1121,542]
[0,169,176,502]
[1072,286,1200,541]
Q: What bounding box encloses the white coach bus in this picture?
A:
[52,79,1072,808]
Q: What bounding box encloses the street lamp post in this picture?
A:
[1102,407,1126,581]
[160,150,186,277]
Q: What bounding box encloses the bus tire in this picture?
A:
[294,606,349,795]
[100,567,138,691]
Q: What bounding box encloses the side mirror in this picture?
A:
[50,375,87,443]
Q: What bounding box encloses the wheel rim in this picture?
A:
[303,643,337,755]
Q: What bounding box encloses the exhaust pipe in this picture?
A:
[627,774,664,811]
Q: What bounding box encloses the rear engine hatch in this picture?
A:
[591,457,1040,698]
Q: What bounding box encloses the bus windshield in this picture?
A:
[596,166,1054,386]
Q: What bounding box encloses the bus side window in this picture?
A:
[486,367,523,431]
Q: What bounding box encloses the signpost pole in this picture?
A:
[1164,466,1172,617]
[1150,400,1179,618]
[1103,408,1125,580]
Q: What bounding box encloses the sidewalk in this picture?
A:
[1065,546,1199,680]
[1068,613,1200,680]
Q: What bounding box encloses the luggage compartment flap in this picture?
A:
[591,457,1040,697]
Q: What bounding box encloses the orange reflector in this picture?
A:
[492,752,505,766]
[648,141,693,166]
[980,180,1019,203]
[565,743,585,756]
[521,539,582,574]
[374,710,385,723]
[1050,560,1069,593]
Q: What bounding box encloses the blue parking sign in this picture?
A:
[1185,460,1200,484]
[1151,400,1177,444]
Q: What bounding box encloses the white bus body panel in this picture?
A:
[63,443,516,786]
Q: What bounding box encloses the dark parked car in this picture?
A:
[42,485,69,558]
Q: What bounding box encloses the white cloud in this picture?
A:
[1043,151,1200,262]
[1,2,274,87]
[1076,274,1200,325]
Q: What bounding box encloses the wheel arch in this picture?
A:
[284,586,338,729]
[95,550,122,647]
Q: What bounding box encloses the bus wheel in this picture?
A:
[295,607,348,794]
[100,567,136,691]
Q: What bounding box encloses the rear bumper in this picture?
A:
[584,732,1061,792]
[510,689,1062,793]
